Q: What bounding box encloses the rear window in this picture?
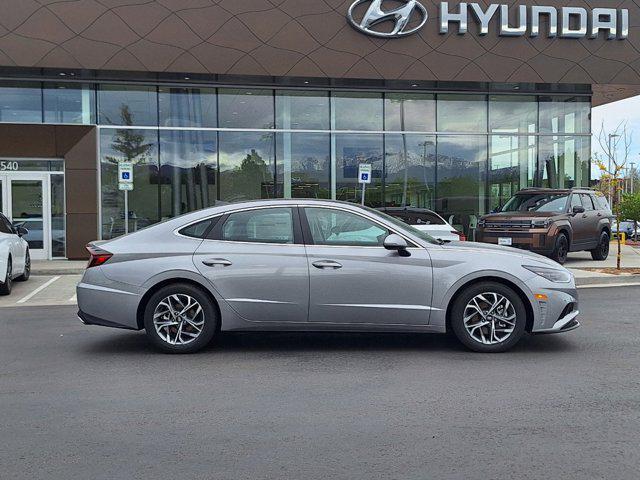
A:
[383,210,446,226]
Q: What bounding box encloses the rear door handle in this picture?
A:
[202,258,232,267]
[312,260,342,269]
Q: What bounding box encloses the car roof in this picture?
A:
[515,188,594,195]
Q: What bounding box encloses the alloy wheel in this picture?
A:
[600,237,609,257]
[463,292,516,345]
[153,294,205,345]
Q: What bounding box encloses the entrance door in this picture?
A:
[0,173,49,259]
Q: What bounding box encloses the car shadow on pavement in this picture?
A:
[81,329,577,356]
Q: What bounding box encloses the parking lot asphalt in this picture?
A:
[0,285,639,479]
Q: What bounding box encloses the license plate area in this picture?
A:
[498,237,513,246]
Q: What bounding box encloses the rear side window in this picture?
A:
[221,208,294,244]
[179,218,217,238]
[594,194,611,211]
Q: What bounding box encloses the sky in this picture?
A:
[591,95,640,178]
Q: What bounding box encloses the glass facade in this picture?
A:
[0,80,591,240]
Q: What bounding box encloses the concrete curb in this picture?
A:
[32,268,85,276]
[575,274,640,286]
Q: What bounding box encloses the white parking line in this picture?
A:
[16,276,61,304]
[68,294,77,303]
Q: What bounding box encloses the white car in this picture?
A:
[0,213,30,295]
[377,208,465,242]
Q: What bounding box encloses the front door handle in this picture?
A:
[312,260,342,269]
[202,258,232,267]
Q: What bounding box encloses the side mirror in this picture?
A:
[572,205,585,215]
[383,234,410,256]
[16,226,28,237]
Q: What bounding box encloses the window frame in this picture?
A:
[580,193,595,211]
[206,205,303,245]
[299,205,417,248]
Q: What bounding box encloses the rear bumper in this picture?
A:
[77,267,144,330]
[77,310,138,330]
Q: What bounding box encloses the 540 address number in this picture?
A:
[0,161,19,171]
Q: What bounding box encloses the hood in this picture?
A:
[441,241,563,268]
[481,211,557,221]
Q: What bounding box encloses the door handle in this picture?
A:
[202,258,232,267]
[312,260,342,269]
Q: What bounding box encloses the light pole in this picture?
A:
[608,133,620,205]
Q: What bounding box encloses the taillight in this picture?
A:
[452,230,466,241]
[86,244,113,268]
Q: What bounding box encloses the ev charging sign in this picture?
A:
[118,161,133,191]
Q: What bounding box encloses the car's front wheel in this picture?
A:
[450,281,527,353]
[590,232,610,261]
[551,233,569,264]
[143,283,218,354]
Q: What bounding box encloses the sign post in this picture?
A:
[358,164,372,206]
[118,161,134,234]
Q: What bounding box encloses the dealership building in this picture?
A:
[0,0,638,259]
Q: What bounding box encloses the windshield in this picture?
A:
[364,206,440,245]
[501,193,569,213]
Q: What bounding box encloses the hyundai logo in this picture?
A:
[347,0,428,38]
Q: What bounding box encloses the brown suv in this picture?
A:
[475,188,612,264]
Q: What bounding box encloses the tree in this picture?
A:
[620,192,640,241]
[593,121,632,270]
[104,105,154,165]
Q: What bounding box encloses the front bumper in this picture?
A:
[533,309,580,334]
[476,228,554,254]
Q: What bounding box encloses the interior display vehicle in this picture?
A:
[476,188,612,264]
[376,207,465,242]
[77,200,580,354]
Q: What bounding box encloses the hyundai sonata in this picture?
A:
[77,200,580,353]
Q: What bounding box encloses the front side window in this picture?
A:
[580,194,595,210]
[570,194,582,210]
[0,214,12,234]
[305,207,388,246]
[221,208,294,244]
[502,193,569,213]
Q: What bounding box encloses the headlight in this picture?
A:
[523,265,572,283]
[531,218,550,228]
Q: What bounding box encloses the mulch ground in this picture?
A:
[580,267,640,275]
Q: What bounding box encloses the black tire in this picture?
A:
[0,257,12,295]
[551,233,569,265]
[143,283,218,354]
[16,250,30,282]
[450,281,527,353]
[590,232,610,261]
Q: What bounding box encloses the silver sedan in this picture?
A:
[77,200,580,353]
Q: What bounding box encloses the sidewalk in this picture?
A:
[565,243,640,286]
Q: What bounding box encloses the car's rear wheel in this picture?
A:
[450,281,527,353]
[16,250,30,282]
[590,232,610,261]
[551,233,569,264]
[0,257,12,295]
[143,283,218,354]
